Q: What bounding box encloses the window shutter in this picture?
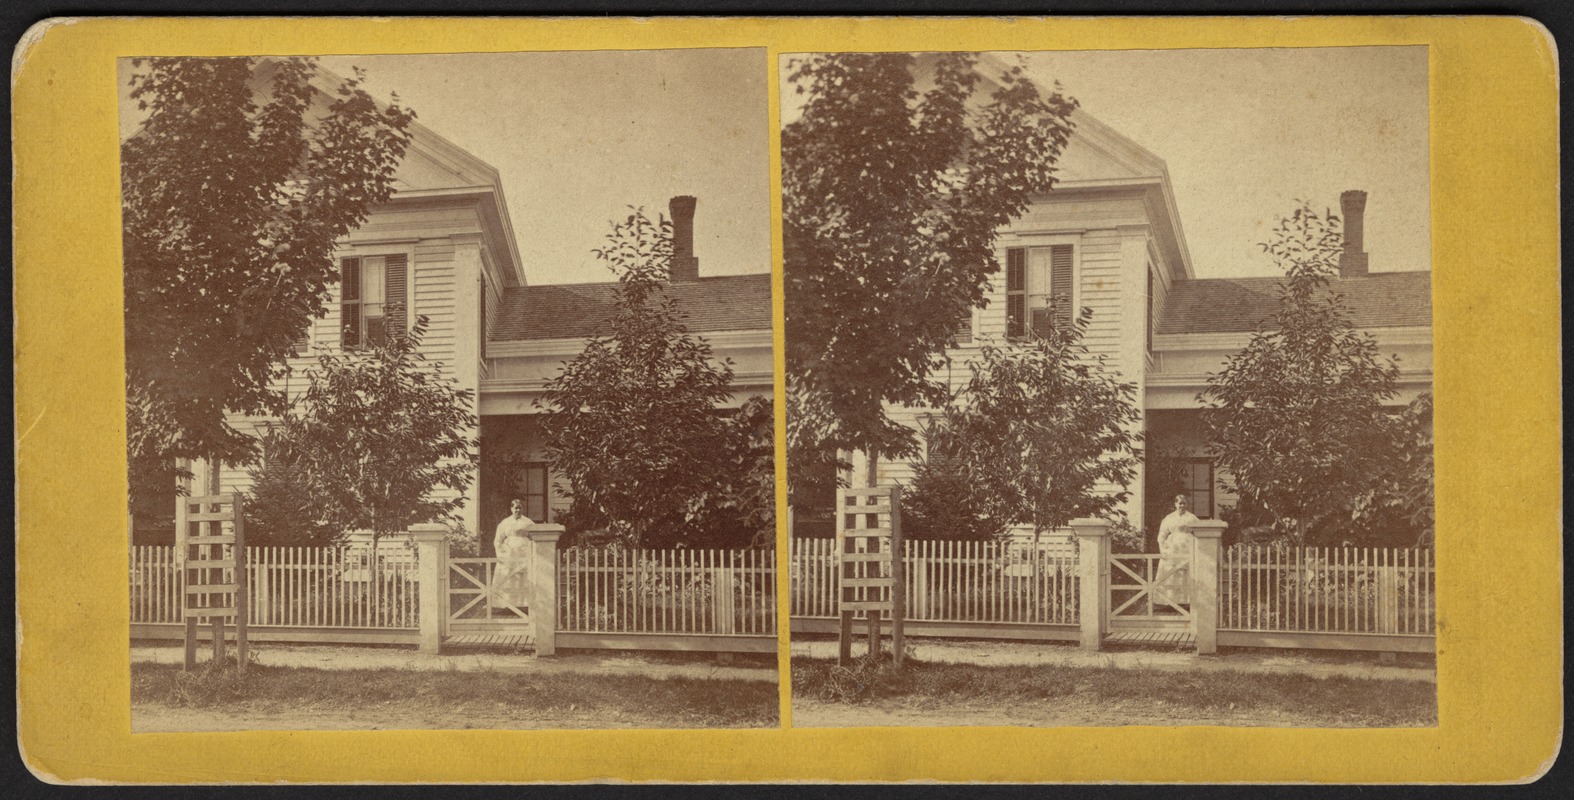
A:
[384,253,408,340]
[1146,264,1154,353]
[340,257,361,349]
[479,279,488,360]
[1050,244,1074,330]
[1006,248,1026,340]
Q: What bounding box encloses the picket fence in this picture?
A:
[789,535,1436,653]
[557,547,776,644]
[131,541,776,653]
[131,545,423,644]
[1218,545,1436,649]
[790,537,1081,642]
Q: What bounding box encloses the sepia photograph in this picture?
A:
[120,48,779,732]
[781,48,1437,728]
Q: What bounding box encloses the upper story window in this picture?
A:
[341,253,408,349]
[1146,262,1155,354]
[1006,244,1075,340]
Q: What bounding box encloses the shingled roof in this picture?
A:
[490,273,772,342]
[1156,271,1432,335]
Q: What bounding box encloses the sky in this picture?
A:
[780,47,1430,278]
[120,46,1427,284]
[1018,47,1430,277]
[319,49,772,285]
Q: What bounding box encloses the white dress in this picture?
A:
[491,513,535,610]
[1156,510,1200,607]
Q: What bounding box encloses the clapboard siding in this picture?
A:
[213,197,486,513]
[882,192,1159,507]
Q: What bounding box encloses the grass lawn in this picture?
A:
[131,661,779,731]
[792,655,1436,728]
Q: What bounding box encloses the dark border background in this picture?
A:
[4,1,1568,796]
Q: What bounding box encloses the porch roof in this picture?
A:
[490,273,772,341]
[1157,271,1432,335]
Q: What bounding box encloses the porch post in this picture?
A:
[410,524,449,655]
[1071,519,1111,651]
[526,524,566,656]
[1187,519,1228,655]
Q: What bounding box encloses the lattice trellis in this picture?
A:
[177,493,249,670]
[835,485,905,664]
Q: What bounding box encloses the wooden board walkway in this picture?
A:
[1104,630,1196,648]
[443,633,534,649]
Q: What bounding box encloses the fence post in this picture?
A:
[527,524,566,656]
[1071,519,1111,650]
[1187,519,1228,655]
[1378,565,1400,634]
[912,556,929,618]
[713,564,737,635]
[410,524,448,654]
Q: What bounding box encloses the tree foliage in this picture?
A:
[122,56,415,509]
[782,52,1078,478]
[541,210,773,549]
[242,426,339,547]
[905,306,1143,542]
[1201,203,1403,546]
[279,318,478,546]
[1350,392,1434,546]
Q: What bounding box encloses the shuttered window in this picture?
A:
[1047,244,1074,331]
[1006,248,1026,340]
[1007,243,1075,340]
[341,254,408,349]
[1146,263,1154,353]
[479,280,488,361]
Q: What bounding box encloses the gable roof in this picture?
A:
[490,274,772,342]
[1157,271,1433,335]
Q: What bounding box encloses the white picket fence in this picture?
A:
[791,537,1080,641]
[789,535,1435,652]
[131,545,422,643]
[131,540,776,653]
[557,547,776,636]
[1220,544,1436,636]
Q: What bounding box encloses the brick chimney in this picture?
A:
[669,195,699,282]
[1339,189,1369,277]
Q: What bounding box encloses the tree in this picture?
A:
[282,317,478,551]
[541,210,771,549]
[241,425,339,547]
[122,57,415,516]
[691,395,778,549]
[1201,203,1402,546]
[1350,392,1435,546]
[909,306,1143,546]
[782,52,1077,485]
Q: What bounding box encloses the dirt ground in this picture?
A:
[789,636,1436,729]
[130,642,779,733]
[792,696,1431,729]
[132,702,761,732]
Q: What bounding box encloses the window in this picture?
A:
[1178,458,1215,518]
[1146,263,1154,354]
[1006,244,1074,340]
[341,254,408,348]
[954,308,972,344]
[520,463,550,523]
[479,281,488,361]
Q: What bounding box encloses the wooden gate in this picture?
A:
[446,557,533,647]
[1107,553,1194,646]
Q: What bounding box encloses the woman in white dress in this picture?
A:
[491,499,535,610]
[1156,494,1200,609]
